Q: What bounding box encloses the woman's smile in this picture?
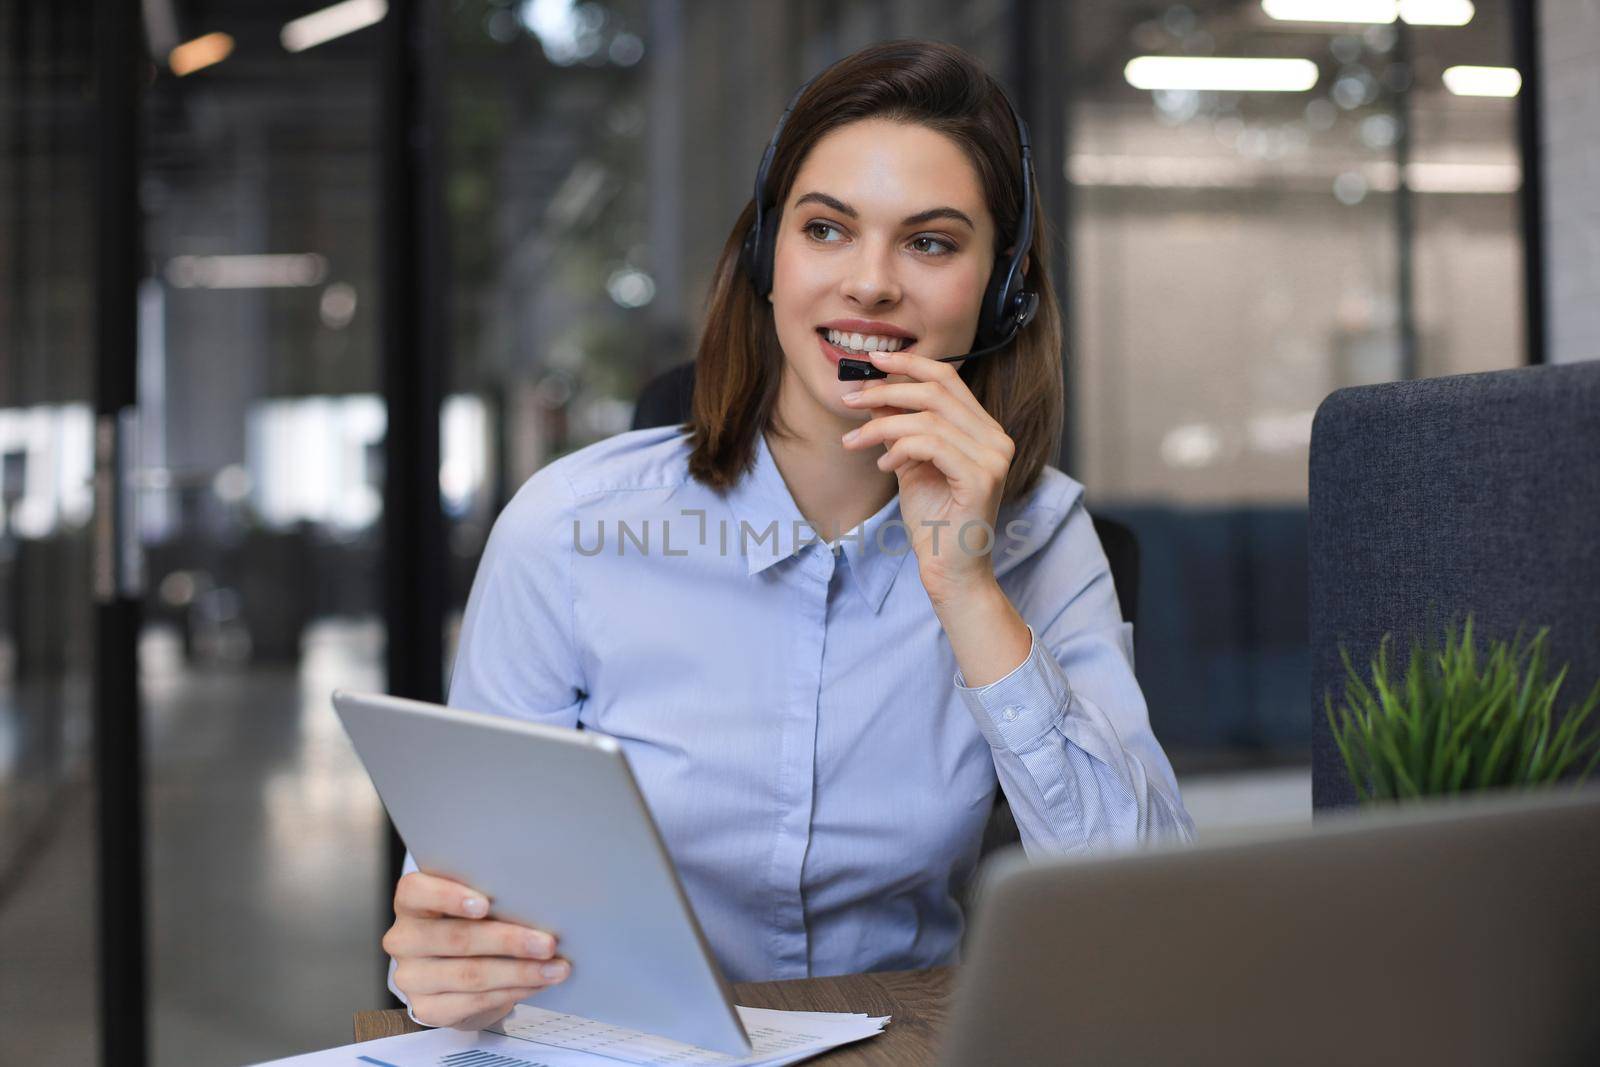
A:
[815,326,919,367]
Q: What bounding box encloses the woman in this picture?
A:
[384,38,1193,1031]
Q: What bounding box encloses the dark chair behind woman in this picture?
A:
[632,361,1142,864]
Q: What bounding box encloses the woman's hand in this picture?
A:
[384,871,572,1031]
[840,347,1013,607]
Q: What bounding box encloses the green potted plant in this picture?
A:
[1325,617,1600,803]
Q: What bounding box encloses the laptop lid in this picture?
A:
[941,787,1600,1066]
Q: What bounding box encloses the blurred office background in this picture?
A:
[2,0,1590,1063]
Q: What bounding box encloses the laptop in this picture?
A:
[940,786,1600,1066]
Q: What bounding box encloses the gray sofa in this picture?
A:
[1309,361,1600,810]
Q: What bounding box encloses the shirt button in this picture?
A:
[1002,705,1020,722]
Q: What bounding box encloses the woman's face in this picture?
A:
[767,118,997,430]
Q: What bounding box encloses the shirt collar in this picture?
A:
[724,430,910,613]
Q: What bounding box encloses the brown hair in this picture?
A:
[685,39,1064,505]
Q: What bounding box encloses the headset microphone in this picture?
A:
[742,76,1039,383]
[835,288,1039,381]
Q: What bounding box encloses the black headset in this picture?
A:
[740,76,1040,382]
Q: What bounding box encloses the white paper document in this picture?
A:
[250,1005,889,1067]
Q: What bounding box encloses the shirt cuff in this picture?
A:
[953,625,1074,753]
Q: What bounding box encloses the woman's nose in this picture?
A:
[840,240,901,306]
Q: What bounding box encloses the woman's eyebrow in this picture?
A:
[793,191,975,231]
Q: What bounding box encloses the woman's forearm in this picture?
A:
[931,578,1032,689]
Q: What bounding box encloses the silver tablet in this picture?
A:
[331,689,750,1056]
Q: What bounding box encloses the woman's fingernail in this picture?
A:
[842,428,860,444]
[527,933,552,958]
[462,896,487,918]
[541,961,569,982]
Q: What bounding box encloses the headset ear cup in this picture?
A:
[975,262,1008,348]
[755,210,782,296]
[1015,290,1039,331]
[742,210,777,296]
[740,221,760,289]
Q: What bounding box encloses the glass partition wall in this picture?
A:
[134,13,390,1065]
[1065,0,1525,762]
[0,5,99,1061]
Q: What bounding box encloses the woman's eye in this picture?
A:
[910,235,956,256]
[804,223,953,256]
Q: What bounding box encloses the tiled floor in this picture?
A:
[1,620,389,1067]
[0,774,96,1063]
[0,618,1312,1066]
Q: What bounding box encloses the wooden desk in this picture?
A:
[354,967,954,1065]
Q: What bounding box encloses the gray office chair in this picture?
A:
[1308,361,1600,810]
[632,360,1141,862]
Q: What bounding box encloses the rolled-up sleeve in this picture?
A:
[955,499,1195,855]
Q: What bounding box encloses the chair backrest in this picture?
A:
[1309,362,1600,810]
[631,361,1141,628]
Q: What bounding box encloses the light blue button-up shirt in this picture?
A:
[405,423,1191,988]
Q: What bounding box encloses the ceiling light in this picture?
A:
[281,0,388,53]
[1260,0,1475,25]
[1261,0,1397,23]
[1442,65,1521,97]
[168,32,234,77]
[1124,57,1320,93]
[1403,161,1521,193]
[1398,0,1475,26]
[165,255,329,289]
